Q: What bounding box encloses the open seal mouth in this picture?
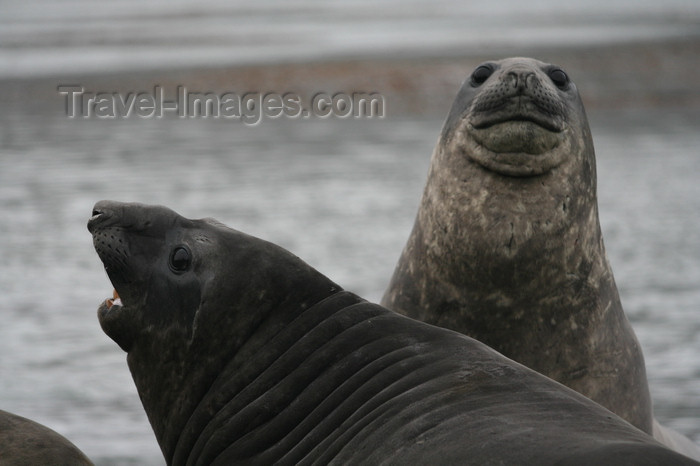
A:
[98,287,125,324]
[106,289,123,310]
[95,282,135,351]
[88,201,143,352]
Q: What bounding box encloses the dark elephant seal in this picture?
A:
[0,409,93,465]
[88,200,698,465]
[381,57,699,458]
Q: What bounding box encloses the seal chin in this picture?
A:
[97,289,124,330]
[99,289,123,316]
[464,122,570,177]
[97,288,135,352]
[97,299,118,321]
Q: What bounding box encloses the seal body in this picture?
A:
[381,57,699,457]
[0,409,93,465]
[88,200,698,465]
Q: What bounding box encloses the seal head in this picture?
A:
[88,200,340,462]
[442,57,584,177]
[88,202,204,352]
[0,410,93,465]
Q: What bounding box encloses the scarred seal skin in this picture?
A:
[381,57,700,458]
[88,200,698,465]
[0,409,93,465]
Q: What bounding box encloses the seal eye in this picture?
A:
[471,65,494,86]
[169,246,191,273]
[549,68,570,89]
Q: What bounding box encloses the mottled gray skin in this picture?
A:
[88,200,699,466]
[0,409,93,465]
[382,57,698,456]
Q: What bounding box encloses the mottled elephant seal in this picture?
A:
[381,57,699,458]
[88,200,698,465]
[0,409,93,465]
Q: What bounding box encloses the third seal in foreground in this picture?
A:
[381,57,699,458]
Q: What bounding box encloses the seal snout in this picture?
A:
[88,201,136,296]
[448,58,584,176]
[87,200,119,233]
[467,60,569,134]
[505,69,535,92]
[87,209,105,233]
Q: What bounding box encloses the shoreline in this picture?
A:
[3,35,700,117]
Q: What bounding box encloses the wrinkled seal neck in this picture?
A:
[125,270,341,465]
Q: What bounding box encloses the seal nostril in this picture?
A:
[505,70,537,92]
[87,206,109,232]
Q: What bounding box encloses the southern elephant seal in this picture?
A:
[0,409,93,465]
[88,200,698,465]
[381,57,699,457]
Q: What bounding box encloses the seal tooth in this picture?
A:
[106,289,122,309]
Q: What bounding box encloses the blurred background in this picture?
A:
[1,1,699,464]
